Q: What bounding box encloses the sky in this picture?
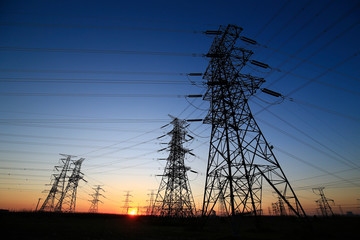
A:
[0,0,359,216]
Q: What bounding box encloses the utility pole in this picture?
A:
[39,154,74,212]
[88,185,105,213]
[152,116,196,217]
[201,24,306,218]
[122,191,133,215]
[312,187,334,216]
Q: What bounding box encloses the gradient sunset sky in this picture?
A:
[0,0,359,215]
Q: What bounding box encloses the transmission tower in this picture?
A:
[313,187,334,216]
[88,185,105,213]
[218,189,226,216]
[55,157,85,212]
[146,190,155,215]
[272,195,287,216]
[39,154,73,212]
[201,24,306,218]
[152,116,196,217]
[122,191,133,214]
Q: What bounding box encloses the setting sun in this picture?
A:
[128,208,138,216]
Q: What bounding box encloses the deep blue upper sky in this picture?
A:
[0,0,359,213]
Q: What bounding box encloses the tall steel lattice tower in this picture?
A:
[39,154,73,212]
[152,117,196,217]
[313,187,334,216]
[88,185,105,213]
[202,24,306,217]
[122,191,133,214]
[146,190,155,215]
[55,157,85,212]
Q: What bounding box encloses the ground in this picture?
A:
[0,212,358,239]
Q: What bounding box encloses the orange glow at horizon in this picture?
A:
[128,208,138,216]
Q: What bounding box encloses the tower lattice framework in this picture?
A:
[202,25,306,217]
[313,187,334,216]
[55,157,85,212]
[89,185,105,213]
[152,117,196,217]
[39,154,73,212]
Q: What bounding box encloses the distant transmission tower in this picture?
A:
[312,187,334,216]
[152,116,196,217]
[272,195,287,216]
[55,158,85,212]
[88,185,105,213]
[39,154,73,212]
[201,24,306,218]
[122,191,133,214]
[146,190,155,215]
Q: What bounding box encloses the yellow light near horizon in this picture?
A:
[128,208,137,216]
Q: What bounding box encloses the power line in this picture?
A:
[0,77,198,85]
[0,11,218,27]
[292,167,360,183]
[0,139,154,150]
[0,122,159,132]
[285,50,360,97]
[276,69,360,96]
[264,0,313,45]
[0,92,192,98]
[78,126,162,157]
[0,172,49,178]
[256,116,359,169]
[254,49,360,117]
[254,0,291,37]
[257,0,336,72]
[0,167,52,171]
[265,4,360,89]
[0,132,124,143]
[0,22,204,34]
[274,147,360,188]
[290,98,360,122]
[0,68,194,76]
[252,99,359,168]
[0,46,204,57]
[0,118,169,123]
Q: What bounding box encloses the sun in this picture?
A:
[128,208,138,216]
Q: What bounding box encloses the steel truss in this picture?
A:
[202,25,306,218]
[152,117,196,217]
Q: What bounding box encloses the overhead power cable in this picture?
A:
[254,0,291,37]
[256,116,359,169]
[0,77,200,85]
[290,98,360,122]
[0,22,204,34]
[254,49,360,117]
[0,93,192,98]
[252,100,359,168]
[0,118,169,123]
[0,167,51,171]
[0,68,198,76]
[0,46,204,57]
[274,147,360,188]
[0,132,123,143]
[0,139,154,150]
[0,11,218,27]
[264,0,313,45]
[292,166,360,183]
[266,5,360,89]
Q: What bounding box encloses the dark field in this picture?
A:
[1,211,358,240]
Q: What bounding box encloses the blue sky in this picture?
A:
[0,0,359,214]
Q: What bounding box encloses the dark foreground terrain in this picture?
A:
[0,211,358,240]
